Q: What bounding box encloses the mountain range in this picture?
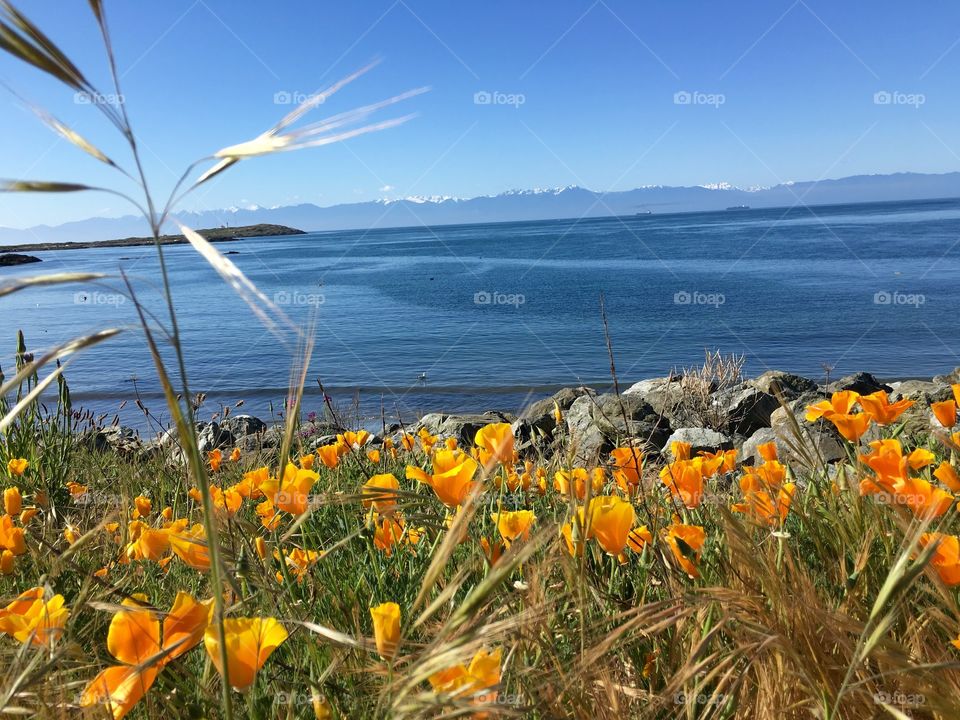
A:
[3,171,960,245]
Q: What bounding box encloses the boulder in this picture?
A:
[80,426,143,457]
[566,392,670,464]
[889,380,953,404]
[517,386,595,438]
[220,414,267,438]
[197,422,234,453]
[747,370,817,400]
[664,427,733,456]
[415,411,515,446]
[769,391,828,431]
[711,384,780,436]
[623,376,695,427]
[742,425,845,467]
[827,372,892,395]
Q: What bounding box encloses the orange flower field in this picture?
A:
[5,358,960,718]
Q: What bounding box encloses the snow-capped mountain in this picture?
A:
[2,171,960,245]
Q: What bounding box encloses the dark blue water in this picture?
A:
[3,198,959,429]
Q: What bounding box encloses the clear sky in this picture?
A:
[1,0,959,228]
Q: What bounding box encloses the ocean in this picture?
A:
[3,198,959,430]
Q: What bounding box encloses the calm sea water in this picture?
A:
[3,198,960,430]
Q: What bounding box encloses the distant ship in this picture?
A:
[635,210,652,215]
[726,205,750,211]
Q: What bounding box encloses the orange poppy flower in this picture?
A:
[316,444,340,469]
[406,450,479,507]
[858,440,909,495]
[80,593,210,719]
[480,537,505,566]
[230,448,242,463]
[3,487,21,516]
[587,496,636,556]
[429,647,501,701]
[339,430,371,449]
[664,523,706,578]
[275,547,321,583]
[935,462,960,493]
[204,616,288,690]
[858,391,913,426]
[0,514,26,555]
[610,447,644,495]
[362,473,400,515]
[732,483,796,525]
[261,463,320,515]
[626,525,652,553]
[827,413,872,442]
[0,587,68,645]
[932,400,958,428]
[554,467,604,500]
[920,533,960,586]
[670,441,692,461]
[490,509,535,546]
[659,458,715,509]
[805,391,860,422]
[370,602,400,660]
[0,550,13,574]
[474,423,517,468]
[208,449,223,472]
[168,523,211,570]
[6,458,28,477]
[756,442,779,462]
[893,477,954,518]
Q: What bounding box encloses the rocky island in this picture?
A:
[0,252,42,266]
[0,224,305,254]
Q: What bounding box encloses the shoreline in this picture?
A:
[76,368,959,466]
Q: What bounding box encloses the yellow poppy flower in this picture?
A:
[203,617,288,690]
[0,586,68,645]
[406,450,479,507]
[490,509,535,546]
[362,474,400,515]
[3,487,22,516]
[474,422,517,468]
[370,602,400,660]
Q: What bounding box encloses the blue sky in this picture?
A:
[1,0,959,228]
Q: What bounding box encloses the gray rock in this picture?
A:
[712,384,780,436]
[890,380,953,404]
[933,368,960,385]
[664,427,733,455]
[623,376,695,427]
[770,391,827,431]
[518,386,595,438]
[81,426,143,457]
[415,411,515,446]
[747,370,818,400]
[566,392,670,464]
[220,414,267,437]
[827,372,892,395]
[197,422,235,453]
[742,425,845,467]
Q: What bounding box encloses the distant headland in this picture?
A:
[0,224,305,254]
